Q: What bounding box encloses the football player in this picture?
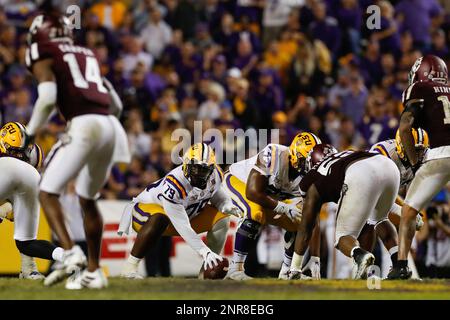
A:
[118,143,242,279]
[357,128,429,267]
[25,13,129,289]
[224,132,322,280]
[0,122,64,279]
[388,55,450,279]
[289,144,400,279]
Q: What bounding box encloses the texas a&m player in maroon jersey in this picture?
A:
[25,14,129,289]
[388,55,450,279]
[288,144,400,280]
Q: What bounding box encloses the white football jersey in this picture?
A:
[229,144,303,200]
[369,139,413,187]
[134,165,224,220]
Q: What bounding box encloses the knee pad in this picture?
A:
[237,219,261,240]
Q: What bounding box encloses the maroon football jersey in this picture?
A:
[402,81,450,148]
[300,151,375,203]
[25,41,110,121]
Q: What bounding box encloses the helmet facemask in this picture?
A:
[185,163,214,189]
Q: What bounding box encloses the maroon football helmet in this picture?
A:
[27,14,73,45]
[305,144,338,173]
[408,55,448,85]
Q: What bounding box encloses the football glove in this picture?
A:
[302,256,321,280]
[221,203,243,219]
[274,201,302,223]
[199,249,223,270]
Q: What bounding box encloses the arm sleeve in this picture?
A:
[161,198,209,255]
[210,184,233,212]
[27,82,57,135]
[103,77,123,118]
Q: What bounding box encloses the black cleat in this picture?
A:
[386,266,412,280]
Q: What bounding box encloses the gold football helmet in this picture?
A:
[0,122,33,162]
[395,128,429,161]
[289,132,322,173]
[182,143,216,189]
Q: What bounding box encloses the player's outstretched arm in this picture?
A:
[27,59,56,136]
[399,101,422,168]
[291,185,322,270]
[103,77,123,118]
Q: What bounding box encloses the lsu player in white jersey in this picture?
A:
[224,132,322,280]
[0,122,65,279]
[357,128,429,271]
[118,143,242,278]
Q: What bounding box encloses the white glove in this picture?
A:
[274,201,302,223]
[302,256,321,280]
[199,248,223,269]
[221,203,243,218]
[416,213,424,231]
[0,201,13,222]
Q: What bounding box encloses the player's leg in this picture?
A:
[8,161,65,278]
[121,203,170,279]
[335,159,385,279]
[66,121,115,289]
[223,173,263,280]
[39,138,90,253]
[390,158,450,279]
[374,219,398,266]
[206,217,230,255]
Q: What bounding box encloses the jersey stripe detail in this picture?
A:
[373,145,389,157]
[215,164,224,181]
[270,145,278,174]
[166,175,187,199]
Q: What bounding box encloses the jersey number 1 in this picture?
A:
[438,96,450,124]
[63,53,107,93]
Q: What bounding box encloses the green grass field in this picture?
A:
[0,277,449,300]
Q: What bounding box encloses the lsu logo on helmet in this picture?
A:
[395,128,429,160]
[289,132,322,172]
[0,122,33,162]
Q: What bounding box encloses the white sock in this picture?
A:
[20,254,37,272]
[388,246,398,255]
[291,253,304,271]
[232,251,247,265]
[52,247,64,262]
[282,253,292,268]
[125,255,141,272]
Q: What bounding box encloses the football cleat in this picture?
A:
[63,245,87,272]
[386,266,412,280]
[120,271,144,280]
[352,252,375,280]
[226,270,253,281]
[44,268,71,287]
[65,268,108,290]
[19,271,45,280]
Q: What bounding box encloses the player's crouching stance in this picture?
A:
[0,122,64,278]
[357,128,429,269]
[223,133,322,280]
[289,144,400,279]
[118,143,242,279]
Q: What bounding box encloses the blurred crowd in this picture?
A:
[0,0,450,278]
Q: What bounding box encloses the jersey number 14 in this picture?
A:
[63,53,107,93]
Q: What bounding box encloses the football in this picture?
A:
[203,257,229,280]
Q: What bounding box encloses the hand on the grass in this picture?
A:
[302,256,321,280]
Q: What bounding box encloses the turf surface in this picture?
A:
[0,277,449,300]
